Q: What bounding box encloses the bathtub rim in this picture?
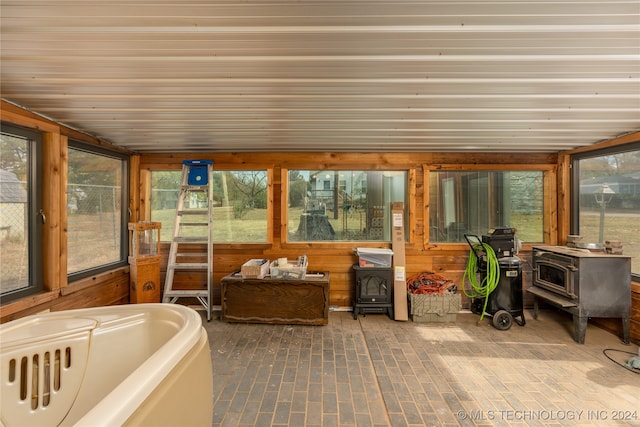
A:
[0,303,205,427]
[74,304,204,427]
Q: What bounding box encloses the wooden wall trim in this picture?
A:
[139,167,152,222]
[130,154,141,222]
[60,266,130,296]
[266,168,275,246]
[59,134,69,289]
[42,132,63,292]
[543,166,558,244]
[556,153,572,245]
[562,131,640,155]
[139,152,558,169]
[428,163,556,171]
[0,291,60,320]
[421,165,430,249]
[407,168,417,246]
[1,100,60,133]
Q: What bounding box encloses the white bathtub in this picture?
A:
[0,304,213,427]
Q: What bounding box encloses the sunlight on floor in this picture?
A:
[413,323,476,342]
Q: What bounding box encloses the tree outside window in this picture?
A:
[151,170,269,243]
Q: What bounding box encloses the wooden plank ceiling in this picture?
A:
[1,1,639,153]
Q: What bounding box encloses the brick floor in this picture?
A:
[205,309,640,427]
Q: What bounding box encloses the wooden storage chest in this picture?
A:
[220,271,330,325]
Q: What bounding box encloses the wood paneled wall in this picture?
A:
[137,152,558,310]
[1,100,638,345]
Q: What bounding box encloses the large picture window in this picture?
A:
[0,124,43,303]
[287,170,407,242]
[67,142,128,278]
[151,169,269,243]
[429,170,544,243]
[572,142,640,278]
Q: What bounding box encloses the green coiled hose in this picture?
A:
[462,243,500,321]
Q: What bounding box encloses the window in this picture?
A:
[287,170,407,242]
[151,169,269,243]
[572,142,640,278]
[67,142,128,279]
[429,170,544,243]
[0,124,43,302]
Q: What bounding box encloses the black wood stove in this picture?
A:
[352,265,394,319]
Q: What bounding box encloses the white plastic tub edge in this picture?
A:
[0,303,213,427]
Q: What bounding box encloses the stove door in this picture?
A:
[534,257,577,299]
[356,269,392,303]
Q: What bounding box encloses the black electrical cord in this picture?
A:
[602,348,640,374]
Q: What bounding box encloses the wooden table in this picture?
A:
[220,271,330,325]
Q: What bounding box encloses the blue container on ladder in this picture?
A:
[184,160,213,186]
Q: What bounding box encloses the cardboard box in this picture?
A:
[241,258,270,279]
[409,293,461,323]
[391,202,409,321]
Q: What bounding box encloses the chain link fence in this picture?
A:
[67,183,121,274]
[1,182,122,294]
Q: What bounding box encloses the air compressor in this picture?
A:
[463,227,525,330]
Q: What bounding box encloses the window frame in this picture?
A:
[66,139,129,282]
[424,164,556,246]
[0,123,43,303]
[148,167,273,245]
[281,168,415,245]
[570,141,640,281]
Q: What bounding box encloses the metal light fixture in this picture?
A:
[594,183,615,243]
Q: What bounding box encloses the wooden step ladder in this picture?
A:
[163,160,214,321]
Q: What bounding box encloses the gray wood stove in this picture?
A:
[528,245,631,344]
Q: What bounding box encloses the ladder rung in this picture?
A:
[180,222,209,227]
[168,263,209,270]
[178,209,209,215]
[173,236,208,243]
[177,252,209,257]
[181,186,209,192]
[164,290,209,298]
[183,304,221,312]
